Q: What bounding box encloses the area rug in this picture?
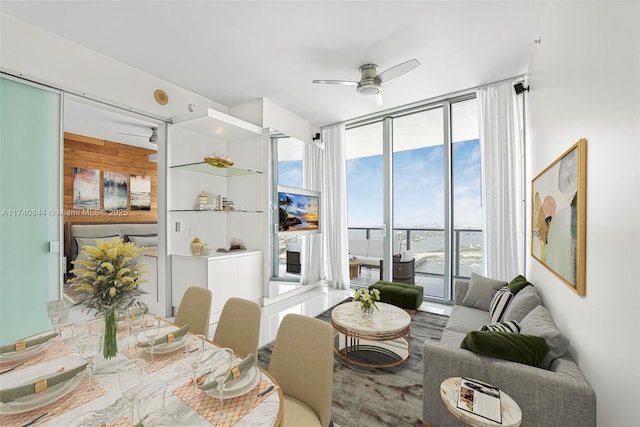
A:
[257,300,449,427]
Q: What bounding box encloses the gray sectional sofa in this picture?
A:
[422,275,596,427]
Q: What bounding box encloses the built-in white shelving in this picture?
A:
[170,162,262,176]
[172,107,262,140]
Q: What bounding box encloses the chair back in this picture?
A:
[268,313,333,427]
[213,297,261,358]
[174,286,212,336]
[379,255,416,284]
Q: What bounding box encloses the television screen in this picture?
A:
[278,187,320,234]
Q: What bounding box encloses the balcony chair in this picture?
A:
[268,314,333,427]
[379,255,416,285]
[213,297,261,358]
[174,286,212,337]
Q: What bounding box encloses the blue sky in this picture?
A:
[279,138,482,228]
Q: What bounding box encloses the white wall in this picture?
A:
[0,12,227,119]
[526,2,640,425]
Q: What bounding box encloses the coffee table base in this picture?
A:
[333,330,410,368]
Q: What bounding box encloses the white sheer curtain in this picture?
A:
[321,124,350,289]
[301,142,323,285]
[477,80,524,281]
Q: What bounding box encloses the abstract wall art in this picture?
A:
[72,167,100,209]
[130,175,151,211]
[531,138,587,295]
[103,171,128,211]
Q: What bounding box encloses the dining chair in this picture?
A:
[174,286,212,336]
[212,297,261,358]
[268,313,334,427]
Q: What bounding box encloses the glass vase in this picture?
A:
[103,310,118,359]
[360,303,374,317]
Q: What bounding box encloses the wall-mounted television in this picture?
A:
[278,186,320,235]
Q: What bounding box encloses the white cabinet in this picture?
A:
[171,252,262,322]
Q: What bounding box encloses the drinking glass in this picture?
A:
[126,306,145,349]
[210,347,233,410]
[46,300,69,353]
[142,314,160,363]
[75,328,100,391]
[118,359,145,427]
[185,333,206,399]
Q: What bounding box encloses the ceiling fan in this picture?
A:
[118,127,158,144]
[312,59,421,106]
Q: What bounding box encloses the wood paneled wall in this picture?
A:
[63,132,157,226]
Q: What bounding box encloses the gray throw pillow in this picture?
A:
[128,235,158,247]
[74,235,121,262]
[520,305,570,369]
[462,273,507,311]
[503,285,542,322]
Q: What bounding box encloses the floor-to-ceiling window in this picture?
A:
[345,95,483,302]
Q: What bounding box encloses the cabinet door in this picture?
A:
[238,253,262,301]
[171,256,208,313]
[209,258,239,315]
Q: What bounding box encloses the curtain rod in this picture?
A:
[324,74,525,130]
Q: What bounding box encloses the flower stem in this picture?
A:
[104,311,118,359]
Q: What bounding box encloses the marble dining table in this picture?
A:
[0,320,283,427]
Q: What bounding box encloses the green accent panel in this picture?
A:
[0,77,61,344]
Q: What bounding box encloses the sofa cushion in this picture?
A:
[520,305,570,369]
[503,285,542,322]
[368,239,383,257]
[462,273,507,311]
[507,274,533,295]
[348,239,369,257]
[460,331,550,367]
[445,305,492,333]
[489,286,513,322]
[480,320,521,333]
[440,330,467,348]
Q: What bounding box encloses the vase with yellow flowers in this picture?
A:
[69,239,147,359]
[353,288,381,317]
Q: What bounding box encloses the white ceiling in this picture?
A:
[1,1,542,128]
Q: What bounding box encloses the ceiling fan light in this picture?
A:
[358,85,380,96]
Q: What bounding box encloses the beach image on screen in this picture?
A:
[278,191,319,232]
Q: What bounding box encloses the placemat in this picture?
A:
[173,378,272,426]
[0,371,106,426]
[0,342,71,375]
[121,346,186,373]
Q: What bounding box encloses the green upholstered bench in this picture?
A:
[369,280,424,311]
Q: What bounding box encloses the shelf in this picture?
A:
[170,162,262,176]
[169,209,263,213]
[172,108,262,140]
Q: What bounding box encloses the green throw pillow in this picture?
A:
[507,275,533,295]
[460,331,549,367]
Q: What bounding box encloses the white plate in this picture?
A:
[143,335,188,354]
[0,372,82,415]
[205,367,260,399]
[0,341,52,363]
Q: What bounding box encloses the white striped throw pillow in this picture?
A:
[489,286,513,323]
[480,320,521,333]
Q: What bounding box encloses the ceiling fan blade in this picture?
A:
[368,93,384,107]
[312,79,358,86]
[377,59,421,83]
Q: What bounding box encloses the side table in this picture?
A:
[348,259,364,279]
[439,377,522,427]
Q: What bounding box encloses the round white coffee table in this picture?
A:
[440,377,522,427]
[331,301,411,368]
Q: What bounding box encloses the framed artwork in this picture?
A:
[103,171,128,211]
[72,167,100,209]
[531,138,587,295]
[130,175,151,211]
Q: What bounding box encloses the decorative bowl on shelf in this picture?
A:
[204,156,234,168]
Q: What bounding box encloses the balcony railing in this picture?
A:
[348,227,483,280]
